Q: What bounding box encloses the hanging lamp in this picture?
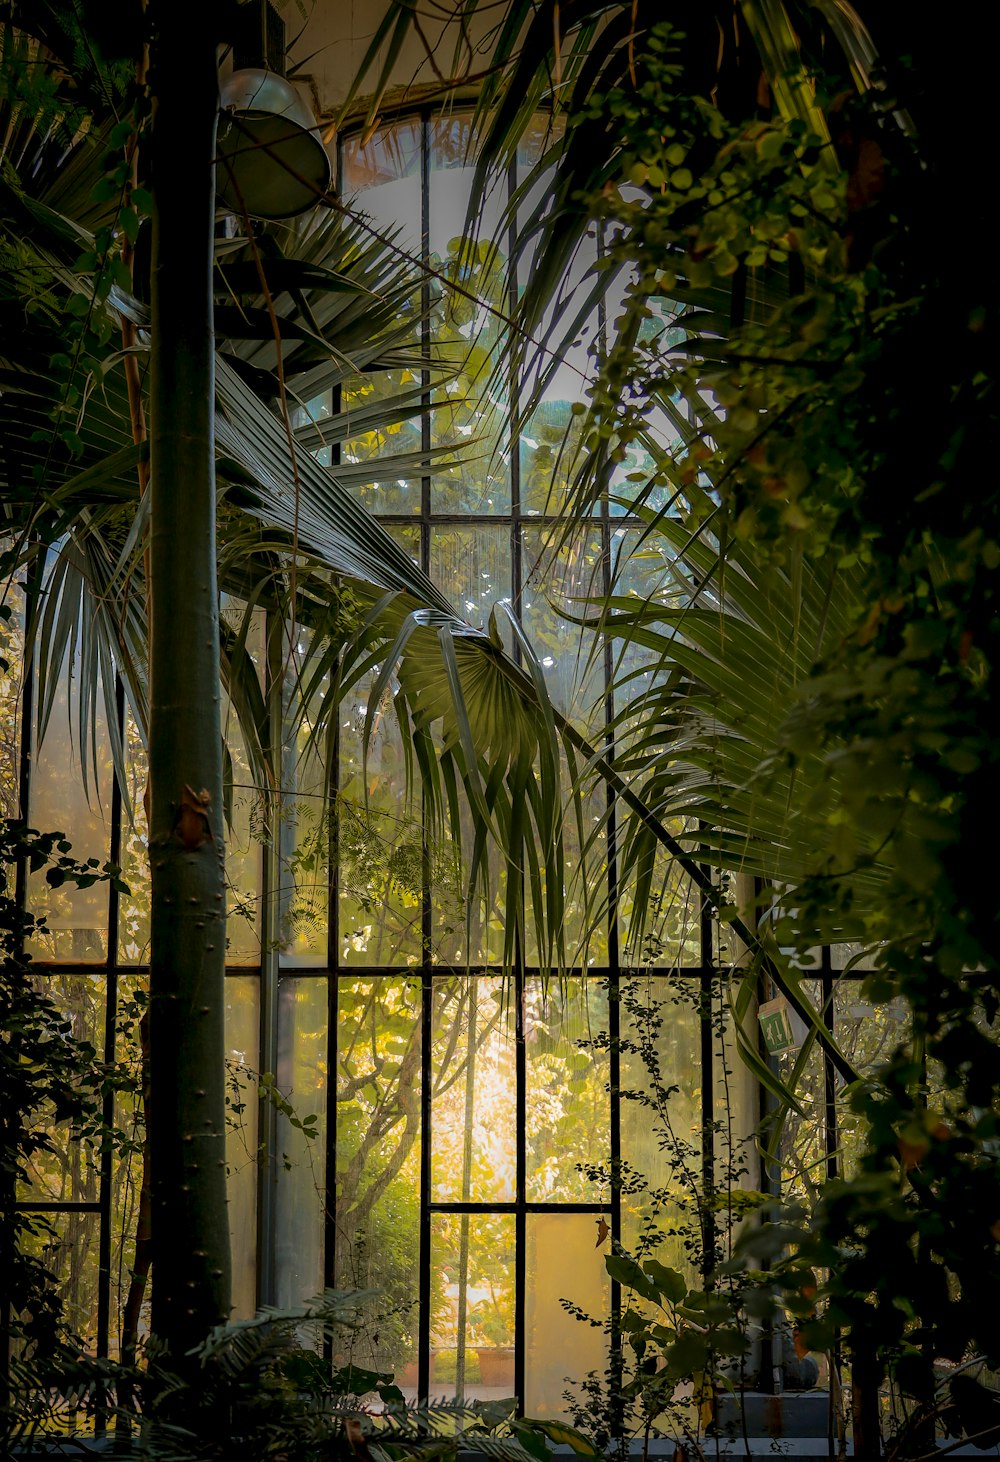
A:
[217,1,332,220]
[217,68,332,220]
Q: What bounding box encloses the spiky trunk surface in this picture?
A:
[147,0,231,1357]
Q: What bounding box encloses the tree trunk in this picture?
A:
[146,0,231,1359]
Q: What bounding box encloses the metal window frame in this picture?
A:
[3,115,868,1425]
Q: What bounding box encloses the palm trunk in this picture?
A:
[146,0,231,1358]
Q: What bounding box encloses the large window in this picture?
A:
[4,110,877,1422]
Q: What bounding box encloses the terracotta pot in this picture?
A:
[476,1347,514,1387]
[394,1359,419,1387]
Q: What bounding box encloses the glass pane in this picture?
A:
[525,977,609,1202]
[110,971,147,1362]
[604,531,703,966]
[430,1211,515,1400]
[830,941,881,971]
[520,530,606,964]
[274,642,329,968]
[274,976,328,1307]
[118,713,151,962]
[620,974,703,1277]
[608,393,687,516]
[618,853,701,969]
[334,976,421,1378]
[0,575,24,818]
[543,771,607,969]
[516,117,593,518]
[521,528,603,731]
[221,655,264,964]
[834,981,909,1178]
[430,790,505,967]
[774,979,827,1200]
[525,1212,610,1417]
[517,266,595,517]
[432,523,512,631]
[15,973,105,1352]
[835,982,909,1074]
[342,119,422,256]
[105,973,260,1352]
[225,976,260,1318]
[17,974,105,1201]
[341,120,424,512]
[21,1207,102,1350]
[713,988,760,1264]
[338,678,423,969]
[341,369,423,515]
[608,524,683,689]
[27,653,113,959]
[116,695,263,965]
[596,255,688,517]
[432,976,515,1204]
[430,114,510,514]
[428,527,513,966]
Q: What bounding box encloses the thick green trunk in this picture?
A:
[147,0,231,1356]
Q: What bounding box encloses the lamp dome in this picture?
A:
[217,68,332,220]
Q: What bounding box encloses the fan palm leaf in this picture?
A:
[593,523,887,932]
[1,12,862,1087]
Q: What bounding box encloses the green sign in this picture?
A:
[759,999,796,1055]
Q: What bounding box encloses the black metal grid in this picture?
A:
[4,106,872,1411]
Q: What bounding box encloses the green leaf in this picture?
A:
[518,1419,600,1456]
[643,1261,687,1304]
[511,1423,554,1462]
[664,1330,709,1378]
[605,1251,660,1304]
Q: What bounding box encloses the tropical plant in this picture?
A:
[6,5,997,1456]
[2,0,873,1109]
[352,3,998,1454]
[1,0,863,1392]
[12,1282,599,1460]
[0,820,128,1444]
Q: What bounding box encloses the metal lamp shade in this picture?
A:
[217,68,332,219]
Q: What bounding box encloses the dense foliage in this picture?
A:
[563,18,999,1450]
[0,821,125,1440]
[3,0,998,1453]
